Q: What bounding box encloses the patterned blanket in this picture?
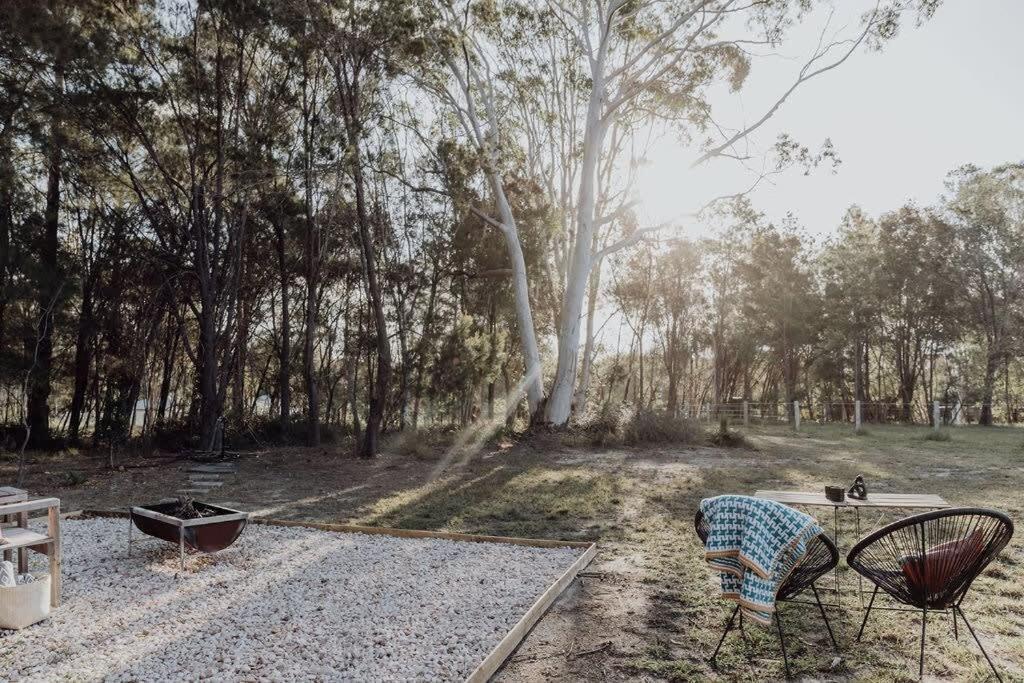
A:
[700,495,822,624]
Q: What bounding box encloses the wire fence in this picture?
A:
[680,401,1023,427]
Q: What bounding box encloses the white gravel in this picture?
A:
[0,517,584,682]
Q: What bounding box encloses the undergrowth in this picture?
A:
[581,404,703,447]
[923,429,952,442]
[708,417,752,448]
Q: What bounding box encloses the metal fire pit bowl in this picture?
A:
[129,501,249,570]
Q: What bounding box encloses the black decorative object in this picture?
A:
[825,486,845,503]
[695,510,840,678]
[848,475,868,500]
[847,508,1013,681]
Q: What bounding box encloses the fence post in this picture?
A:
[793,400,800,432]
[953,400,962,426]
[933,401,941,431]
[743,400,749,427]
[854,400,862,432]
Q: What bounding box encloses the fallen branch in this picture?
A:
[568,641,612,660]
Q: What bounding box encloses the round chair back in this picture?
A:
[694,509,838,600]
[847,507,1013,609]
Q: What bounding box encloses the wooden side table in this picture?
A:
[0,497,61,607]
[0,487,29,571]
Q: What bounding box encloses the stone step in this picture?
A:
[187,464,237,474]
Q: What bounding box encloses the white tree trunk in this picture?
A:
[490,175,544,416]
[546,61,608,425]
[573,259,602,413]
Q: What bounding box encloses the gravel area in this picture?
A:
[0,517,585,682]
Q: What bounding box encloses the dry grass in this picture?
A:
[3,422,1022,681]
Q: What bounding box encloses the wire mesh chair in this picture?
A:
[695,510,840,678]
[847,508,1014,681]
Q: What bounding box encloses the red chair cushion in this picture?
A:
[901,530,985,596]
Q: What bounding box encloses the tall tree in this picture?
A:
[314,0,421,455]
[946,164,1024,425]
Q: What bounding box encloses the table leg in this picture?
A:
[17,510,28,573]
[178,526,185,572]
[833,505,841,608]
[855,507,863,607]
[1,513,10,564]
[47,504,61,608]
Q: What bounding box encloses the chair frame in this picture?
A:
[847,507,1013,682]
[695,510,840,678]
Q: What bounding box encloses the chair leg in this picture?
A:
[710,604,740,666]
[811,583,840,655]
[956,607,1002,683]
[951,607,958,641]
[775,609,792,679]
[857,585,879,641]
[919,608,927,680]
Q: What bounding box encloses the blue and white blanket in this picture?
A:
[700,495,822,624]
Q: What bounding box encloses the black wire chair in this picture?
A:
[695,510,840,678]
[847,508,1014,681]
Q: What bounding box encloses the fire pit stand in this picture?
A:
[128,502,249,571]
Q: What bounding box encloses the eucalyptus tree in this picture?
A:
[0,0,134,445]
[650,240,704,416]
[818,207,883,405]
[874,205,957,421]
[946,163,1024,425]
[310,0,423,455]
[416,2,547,418]
[737,221,819,409]
[102,1,278,449]
[540,0,942,425]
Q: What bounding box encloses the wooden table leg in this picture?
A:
[1,513,10,564]
[17,511,28,573]
[47,504,61,608]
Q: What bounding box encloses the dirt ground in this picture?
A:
[3,423,1023,681]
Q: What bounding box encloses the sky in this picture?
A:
[634,0,1024,241]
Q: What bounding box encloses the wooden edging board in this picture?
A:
[76,510,597,682]
[466,540,597,682]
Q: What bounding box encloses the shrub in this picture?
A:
[623,409,702,446]
[924,429,952,442]
[581,403,628,446]
[708,417,752,448]
[386,428,453,460]
[231,418,349,448]
[579,405,700,446]
[150,422,197,451]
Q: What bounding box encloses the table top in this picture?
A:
[0,486,28,505]
[754,489,950,509]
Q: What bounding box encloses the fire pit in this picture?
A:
[129,500,248,570]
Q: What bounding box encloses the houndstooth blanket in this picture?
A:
[700,495,822,624]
